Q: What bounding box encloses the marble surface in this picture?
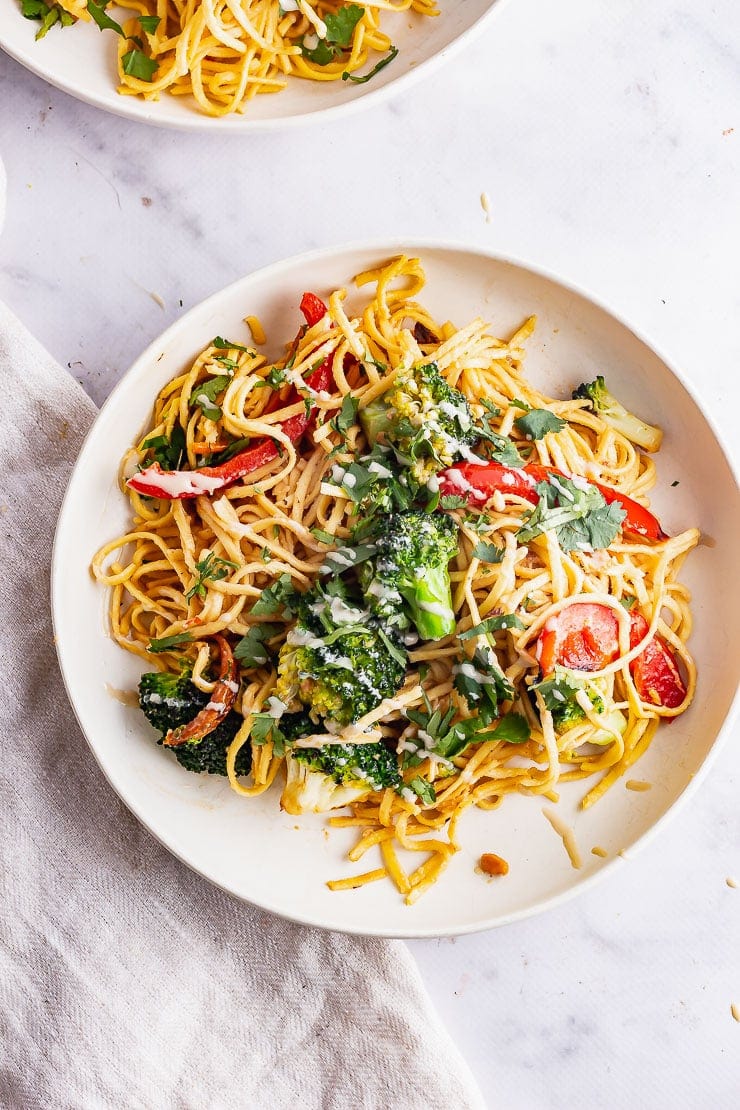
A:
[2,0,740,1105]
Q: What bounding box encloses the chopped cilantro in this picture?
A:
[212,336,250,353]
[513,408,566,440]
[122,48,158,81]
[331,394,360,436]
[459,614,524,640]
[234,623,280,669]
[453,647,514,721]
[142,425,186,470]
[86,0,124,34]
[517,475,626,551]
[342,44,398,83]
[139,14,160,32]
[252,573,299,617]
[408,776,436,805]
[301,4,365,64]
[471,541,505,563]
[148,632,193,654]
[310,527,336,545]
[190,374,231,422]
[185,553,237,601]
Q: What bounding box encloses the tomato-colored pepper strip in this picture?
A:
[536,602,686,710]
[439,460,667,542]
[163,635,239,747]
[128,296,333,501]
[300,291,328,328]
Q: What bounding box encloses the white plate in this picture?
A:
[0,1,501,131]
[52,241,740,937]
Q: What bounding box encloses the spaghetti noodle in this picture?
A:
[92,255,699,903]
[47,1,438,117]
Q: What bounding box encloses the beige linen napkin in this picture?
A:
[0,303,485,1110]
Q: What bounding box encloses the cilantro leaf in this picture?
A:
[148,632,193,654]
[471,541,505,563]
[207,437,250,465]
[139,14,160,32]
[459,614,524,640]
[517,475,626,551]
[301,4,364,63]
[440,494,468,511]
[185,552,237,601]
[489,714,531,744]
[142,424,186,470]
[453,647,514,721]
[122,48,158,81]
[310,527,337,545]
[319,542,377,575]
[331,394,360,436]
[86,0,124,35]
[408,776,436,805]
[190,374,231,422]
[249,711,287,756]
[212,336,250,353]
[252,574,299,617]
[234,623,280,668]
[514,408,566,440]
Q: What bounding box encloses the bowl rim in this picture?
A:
[0,0,508,133]
[51,236,740,937]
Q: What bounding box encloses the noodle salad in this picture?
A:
[19,0,437,117]
[92,256,699,903]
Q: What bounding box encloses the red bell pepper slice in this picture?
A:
[128,296,333,501]
[163,635,238,747]
[439,460,667,543]
[300,292,328,328]
[536,602,686,710]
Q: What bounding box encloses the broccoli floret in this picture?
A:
[282,742,402,814]
[572,375,662,452]
[359,510,458,641]
[360,361,477,482]
[532,669,605,732]
[138,670,251,777]
[274,584,407,727]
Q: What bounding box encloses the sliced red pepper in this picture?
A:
[439,460,667,542]
[536,602,686,710]
[628,612,686,709]
[128,314,334,501]
[163,635,239,747]
[300,292,328,328]
[536,603,620,674]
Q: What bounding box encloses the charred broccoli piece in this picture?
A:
[359,510,458,641]
[139,670,251,777]
[274,583,407,727]
[572,376,662,452]
[282,742,403,814]
[360,361,477,482]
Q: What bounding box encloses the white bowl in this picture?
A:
[0,2,502,131]
[52,240,740,937]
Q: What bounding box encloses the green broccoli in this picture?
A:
[359,510,458,641]
[572,375,662,452]
[139,670,251,777]
[274,583,407,727]
[282,742,403,814]
[531,668,627,744]
[359,361,477,482]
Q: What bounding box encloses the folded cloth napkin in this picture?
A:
[0,303,485,1110]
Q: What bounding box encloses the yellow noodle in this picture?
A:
[94,255,699,903]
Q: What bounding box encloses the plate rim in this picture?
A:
[0,0,507,132]
[51,236,740,938]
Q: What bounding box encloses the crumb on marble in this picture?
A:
[141,196,153,207]
[731,1003,740,1023]
[722,128,734,136]
[726,877,738,889]
[480,191,492,223]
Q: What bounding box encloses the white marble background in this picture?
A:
[1,0,739,1105]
